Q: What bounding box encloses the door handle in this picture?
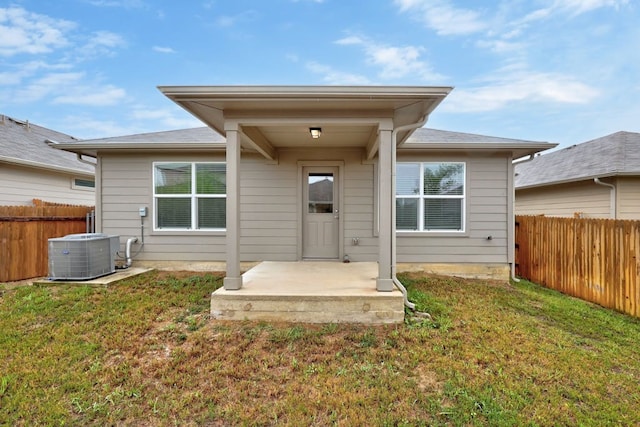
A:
[334,208,339,219]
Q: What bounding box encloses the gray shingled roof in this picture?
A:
[55,125,553,159]
[73,126,545,146]
[514,131,640,189]
[0,114,94,174]
[77,126,224,144]
[409,127,546,144]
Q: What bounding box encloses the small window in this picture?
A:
[72,178,95,190]
[153,162,226,230]
[396,162,465,232]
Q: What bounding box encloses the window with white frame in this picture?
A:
[396,162,465,231]
[153,162,226,230]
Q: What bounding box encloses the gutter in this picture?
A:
[46,138,97,168]
[594,178,617,219]
[390,116,430,311]
[0,154,93,176]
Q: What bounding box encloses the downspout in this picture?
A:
[594,178,616,219]
[390,115,429,311]
[45,139,98,166]
[76,153,97,167]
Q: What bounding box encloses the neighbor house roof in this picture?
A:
[0,114,94,176]
[53,126,555,160]
[514,131,640,190]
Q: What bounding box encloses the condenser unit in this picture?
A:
[48,233,120,280]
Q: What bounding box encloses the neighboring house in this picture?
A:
[54,85,554,287]
[515,131,640,219]
[0,114,95,206]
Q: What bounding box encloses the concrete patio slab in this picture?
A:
[31,267,153,286]
[211,261,405,324]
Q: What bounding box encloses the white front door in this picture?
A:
[302,167,340,259]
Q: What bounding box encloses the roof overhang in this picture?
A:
[158,85,452,159]
[49,141,226,158]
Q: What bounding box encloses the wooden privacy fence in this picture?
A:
[0,200,95,282]
[515,215,640,318]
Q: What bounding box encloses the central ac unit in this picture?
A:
[48,233,120,280]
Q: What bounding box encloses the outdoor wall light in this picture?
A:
[309,127,322,139]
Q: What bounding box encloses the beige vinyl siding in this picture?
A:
[98,148,377,263]
[99,152,227,262]
[342,154,376,261]
[0,163,95,206]
[244,148,376,262]
[99,148,517,266]
[396,154,510,264]
[515,180,611,218]
[616,177,640,220]
[240,152,298,261]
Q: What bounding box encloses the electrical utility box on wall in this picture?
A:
[48,233,120,280]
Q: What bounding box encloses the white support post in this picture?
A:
[377,128,394,291]
[223,126,242,290]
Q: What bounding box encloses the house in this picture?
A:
[0,114,95,206]
[53,86,554,323]
[515,131,640,219]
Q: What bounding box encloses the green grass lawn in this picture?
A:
[1,271,639,426]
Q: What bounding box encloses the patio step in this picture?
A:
[211,292,405,324]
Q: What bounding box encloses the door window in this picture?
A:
[308,173,334,213]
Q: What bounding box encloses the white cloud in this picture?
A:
[393,0,487,36]
[475,39,524,54]
[75,30,126,59]
[0,7,75,56]
[552,0,629,15]
[513,0,628,28]
[14,72,85,102]
[335,35,445,82]
[61,116,136,139]
[11,71,127,106]
[0,61,72,85]
[285,53,299,63]
[153,46,176,54]
[215,10,258,28]
[443,69,599,113]
[53,85,127,106]
[0,70,22,85]
[131,107,204,129]
[88,30,125,48]
[85,0,147,8]
[305,62,372,85]
[57,106,203,139]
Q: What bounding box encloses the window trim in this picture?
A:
[396,161,466,233]
[152,161,226,232]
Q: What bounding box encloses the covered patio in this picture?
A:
[159,85,452,323]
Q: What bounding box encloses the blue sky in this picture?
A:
[1,0,638,149]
